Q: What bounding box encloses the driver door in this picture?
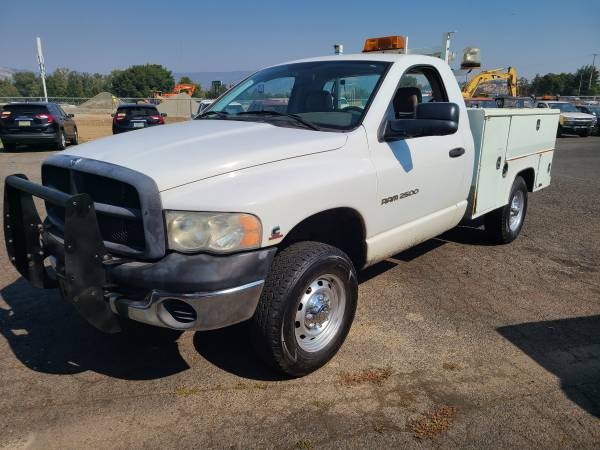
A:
[368,66,468,250]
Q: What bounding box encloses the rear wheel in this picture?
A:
[251,241,358,377]
[485,176,528,244]
[56,129,67,150]
[70,128,79,145]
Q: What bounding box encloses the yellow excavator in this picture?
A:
[462,67,518,98]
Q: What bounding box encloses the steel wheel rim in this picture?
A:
[509,190,524,231]
[294,273,346,353]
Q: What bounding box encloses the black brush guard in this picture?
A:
[4,174,121,333]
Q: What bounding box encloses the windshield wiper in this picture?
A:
[236,110,320,131]
[197,110,229,119]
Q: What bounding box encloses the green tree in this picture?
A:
[0,79,19,96]
[46,68,69,97]
[110,64,174,97]
[13,72,42,97]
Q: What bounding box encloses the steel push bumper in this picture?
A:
[4,174,121,333]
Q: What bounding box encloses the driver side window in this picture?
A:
[387,66,448,120]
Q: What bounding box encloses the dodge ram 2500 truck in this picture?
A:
[4,44,559,376]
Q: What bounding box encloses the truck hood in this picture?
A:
[64,119,347,191]
[561,112,595,120]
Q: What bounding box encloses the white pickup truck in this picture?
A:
[4,48,559,376]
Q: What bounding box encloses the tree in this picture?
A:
[178,76,203,97]
[46,68,69,97]
[13,72,42,97]
[109,64,174,98]
[0,79,19,96]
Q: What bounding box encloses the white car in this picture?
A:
[536,101,595,137]
[4,42,559,376]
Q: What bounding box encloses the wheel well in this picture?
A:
[280,208,366,270]
[517,168,535,192]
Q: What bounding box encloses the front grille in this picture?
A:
[42,162,147,254]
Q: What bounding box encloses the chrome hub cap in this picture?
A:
[295,274,346,352]
[509,190,524,232]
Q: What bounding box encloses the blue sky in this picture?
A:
[1,0,598,79]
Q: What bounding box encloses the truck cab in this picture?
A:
[4,39,559,376]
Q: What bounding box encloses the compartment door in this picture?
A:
[474,116,510,216]
[536,150,554,190]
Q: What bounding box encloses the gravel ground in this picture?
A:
[0,134,599,449]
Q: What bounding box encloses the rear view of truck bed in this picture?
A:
[468,108,560,219]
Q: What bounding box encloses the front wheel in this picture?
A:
[251,241,358,377]
[485,176,528,244]
[56,129,67,150]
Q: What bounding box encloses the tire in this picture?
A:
[485,176,528,244]
[70,128,79,145]
[56,129,67,150]
[251,241,358,377]
[578,129,590,138]
[556,125,563,137]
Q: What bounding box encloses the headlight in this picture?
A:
[165,211,262,253]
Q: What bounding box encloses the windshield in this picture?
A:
[465,99,497,108]
[198,60,391,131]
[548,103,578,113]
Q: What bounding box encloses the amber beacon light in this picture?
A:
[362,35,407,53]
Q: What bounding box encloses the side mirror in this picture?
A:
[68,113,75,118]
[111,113,116,117]
[161,112,167,117]
[383,102,459,141]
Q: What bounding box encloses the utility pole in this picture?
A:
[589,53,598,91]
[36,37,48,102]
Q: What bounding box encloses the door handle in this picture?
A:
[449,147,465,158]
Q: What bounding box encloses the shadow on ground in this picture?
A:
[0,224,499,381]
[0,278,188,380]
[498,315,600,418]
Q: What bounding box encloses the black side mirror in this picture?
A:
[68,113,75,118]
[383,102,459,141]
[161,112,167,117]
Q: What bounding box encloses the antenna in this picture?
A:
[36,37,48,102]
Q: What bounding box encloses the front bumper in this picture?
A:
[4,174,275,333]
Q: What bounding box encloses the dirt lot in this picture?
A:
[0,129,599,449]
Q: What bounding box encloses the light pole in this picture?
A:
[589,53,598,91]
[36,37,48,102]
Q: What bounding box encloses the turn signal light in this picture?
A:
[363,35,407,53]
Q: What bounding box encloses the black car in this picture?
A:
[112,104,167,134]
[0,102,78,151]
[576,104,600,135]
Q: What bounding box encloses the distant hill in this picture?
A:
[174,70,254,88]
[0,66,18,80]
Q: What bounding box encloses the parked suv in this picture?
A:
[112,104,167,134]
[0,102,78,150]
[536,101,595,137]
[576,104,600,135]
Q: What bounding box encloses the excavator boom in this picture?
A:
[462,67,518,99]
